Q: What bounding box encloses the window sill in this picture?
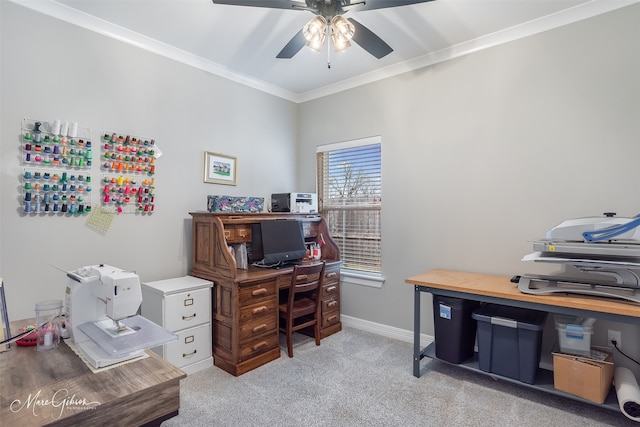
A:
[340,270,385,288]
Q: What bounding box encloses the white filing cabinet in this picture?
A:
[141,276,213,375]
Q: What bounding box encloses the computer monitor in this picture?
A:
[260,220,307,266]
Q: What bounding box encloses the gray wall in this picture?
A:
[1,2,298,319]
[3,1,640,372]
[297,3,640,364]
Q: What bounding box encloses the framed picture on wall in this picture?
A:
[204,151,237,185]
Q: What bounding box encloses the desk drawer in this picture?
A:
[239,280,276,306]
[239,331,279,361]
[321,282,339,299]
[322,295,340,313]
[165,323,211,367]
[322,310,341,329]
[323,267,340,286]
[223,225,252,243]
[277,265,339,289]
[164,287,210,331]
[239,300,278,339]
[321,267,340,330]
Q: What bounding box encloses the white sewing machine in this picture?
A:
[65,264,176,368]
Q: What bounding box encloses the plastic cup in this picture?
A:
[35,299,62,351]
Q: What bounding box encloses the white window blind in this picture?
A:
[317,137,382,274]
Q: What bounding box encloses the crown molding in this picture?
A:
[8,0,300,102]
[9,0,639,104]
[297,0,640,102]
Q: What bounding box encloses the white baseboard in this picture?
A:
[181,357,214,375]
[341,315,433,349]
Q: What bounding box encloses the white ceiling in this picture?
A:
[13,0,639,102]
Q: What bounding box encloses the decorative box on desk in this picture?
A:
[141,276,214,375]
[207,195,264,212]
[188,212,342,376]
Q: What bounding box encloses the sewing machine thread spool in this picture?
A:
[35,299,62,351]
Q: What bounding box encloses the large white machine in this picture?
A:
[65,264,176,368]
[518,213,640,303]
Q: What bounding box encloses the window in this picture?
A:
[316,136,382,276]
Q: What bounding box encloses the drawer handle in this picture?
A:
[326,272,337,278]
[252,324,267,333]
[326,286,337,293]
[182,349,197,358]
[327,314,339,322]
[251,288,268,296]
[252,341,267,351]
[182,313,197,320]
[296,274,308,281]
[252,306,268,314]
[224,230,231,238]
[328,301,338,308]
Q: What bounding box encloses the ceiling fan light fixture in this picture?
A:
[331,37,351,53]
[303,15,327,51]
[331,15,355,41]
[330,15,355,53]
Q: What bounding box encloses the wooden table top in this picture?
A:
[0,319,186,426]
[406,269,640,319]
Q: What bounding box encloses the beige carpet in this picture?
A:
[163,327,633,426]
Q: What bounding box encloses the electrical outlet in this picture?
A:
[608,330,622,348]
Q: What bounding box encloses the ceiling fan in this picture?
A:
[211,1,435,61]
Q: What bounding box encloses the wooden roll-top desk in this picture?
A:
[189,212,342,376]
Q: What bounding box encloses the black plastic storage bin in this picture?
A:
[472,304,547,384]
[432,295,480,364]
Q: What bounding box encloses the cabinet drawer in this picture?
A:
[164,287,210,331]
[322,310,341,329]
[165,323,211,368]
[322,296,340,313]
[224,225,252,243]
[239,331,279,361]
[239,280,276,306]
[323,267,340,285]
[239,299,278,340]
[321,282,339,299]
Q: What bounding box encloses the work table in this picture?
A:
[0,319,186,427]
[407,269,640,415]
[406,269,640,320]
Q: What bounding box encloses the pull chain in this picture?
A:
[327,24,331,69]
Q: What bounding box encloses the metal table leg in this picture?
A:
[413,285,421,377]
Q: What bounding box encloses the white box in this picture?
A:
[555,315,594,357]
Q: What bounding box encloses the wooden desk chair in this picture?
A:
[279,262,326,358]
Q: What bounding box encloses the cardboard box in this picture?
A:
[552,349,614,404]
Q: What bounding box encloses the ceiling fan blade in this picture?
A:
[211,0,310,11]
[348,0,435,12]
[348,18,392,59]
[276,29,307,59]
